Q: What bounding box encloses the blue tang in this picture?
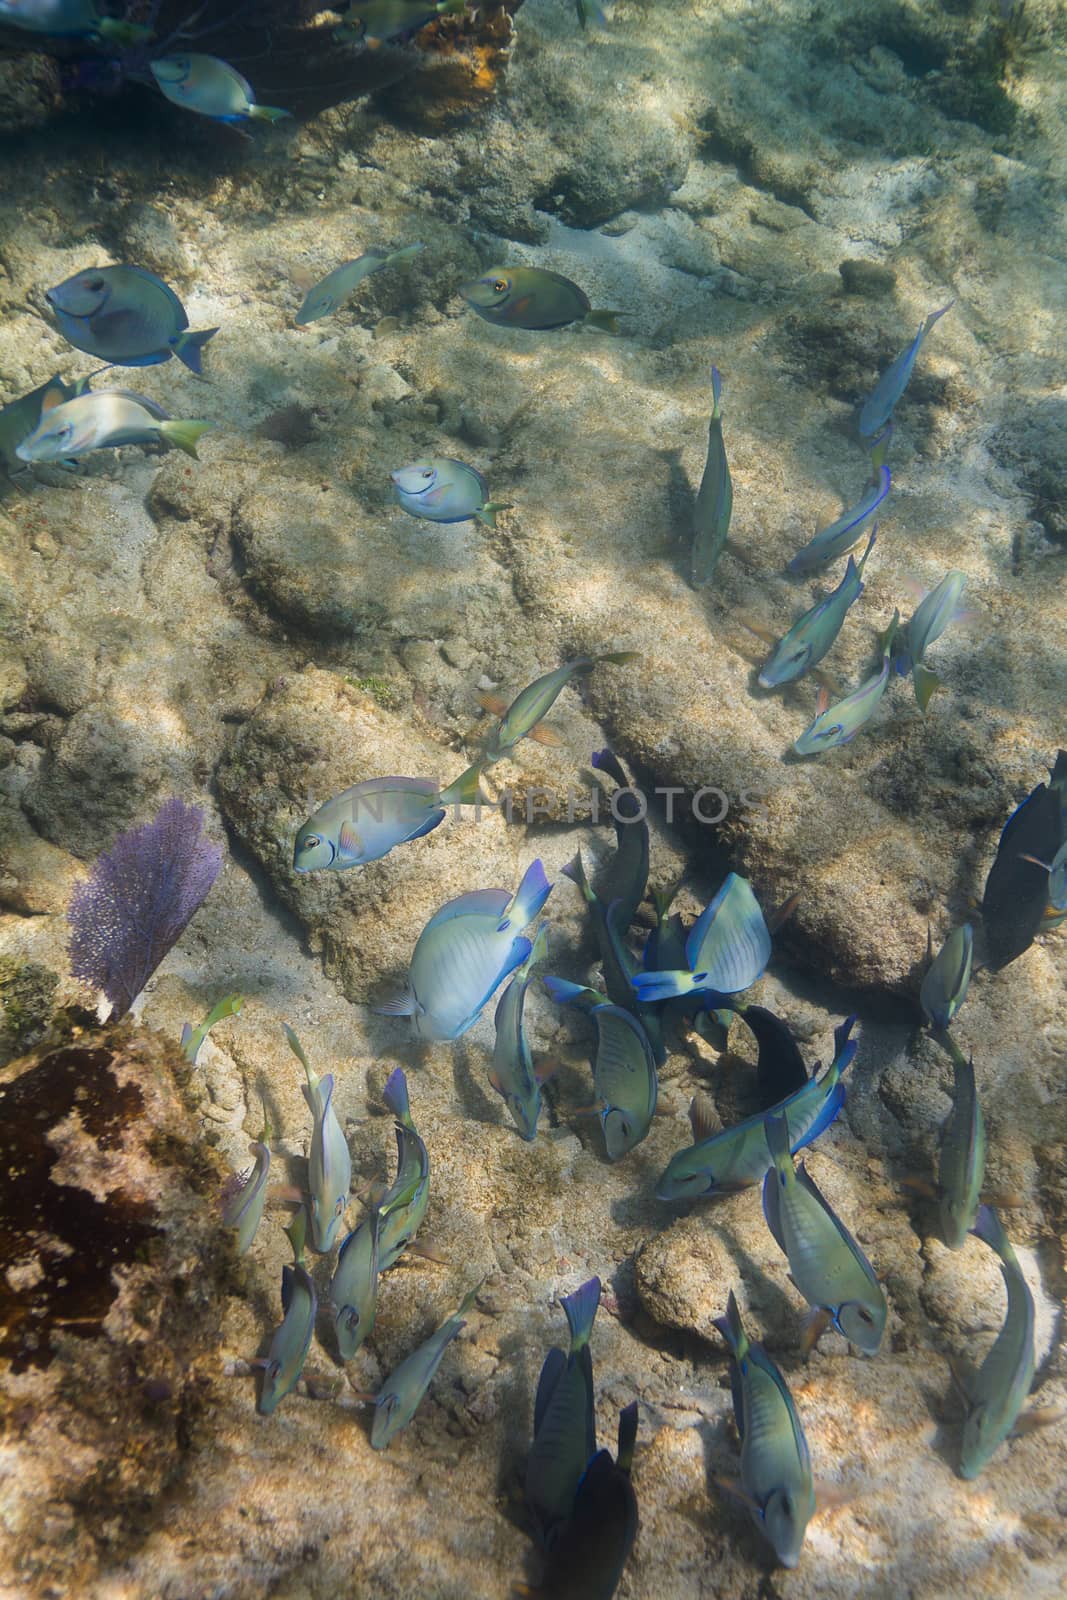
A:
[150,54,291,124]
[378,859,553,1041]
[859,301,954,437]
[46,265,218,374]
[526,1277,601,1546]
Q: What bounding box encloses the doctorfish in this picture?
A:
[760,531,875,687]
[286,1024,352,1254]
[792,612,898,756]
[330,1206,381,1362]
[590,1003,658,1160]
[150,53,290,124]
[294,243,423,325]
[391,456,509,527]
[920,923,973,1031]
[369,1281,481,1450]
[46,264,218,373]
[761,1111,886,1354]
[859,301,954,437]
[220,1137,271,1256]
[691,366,733,589]
[0,0,149,40]
[893,569,968,711]
[0,371,88,474]
[375,1066,431,1269]
[787,468,889,576]
[479,655,639,765]
[257,1211,317,1415]
[656,1014,855,1201]
[377,859,553,1041]
[936,1038,985,1252]
[15,388,210,462]
[293,766,484,872]
[590,748,649,934]
[956,1205,1036,1479]
[526,1277,601,1546]
[334,0,463,45]
[490,924,550,1141]
[714,1290,815,1569]
[459,266,619,333]
[630,872,771,1006]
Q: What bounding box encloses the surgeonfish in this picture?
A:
[526,1277,601,1546]
[459,266,619,333]
[0,0,149,39]
[285,1024,352,1253]
[981,751,1067,970]
[1019,840,1067,914]
[787,469,889,576]
[691,366,733,589]
[920,923,973,1030]
[257,1211,318,1415]
[0,372,92,474]
[330,1206,381,1361]
[574,0,608,27]
[761,1111,886,1354]
[376,1066,430,1268]
[490,923,550,1141]
[740,1004,809,1109]
[46,265,218,373]
[560,851,666,1066]
[293,768,485,873]
[294,243,423,325]
[760,532,875,687]
[479,656,639,765]
[957,1205,1036,1479]
[334,0,463,45]
[369,1281,481,1450]
[590,1003,658,1159]
[15,389,210,463]
[936,1040,985,1252]
[590,748,649,933]
[859,301,954,438]
[792,612,898,756]
[522,1403,638,1600]
[893,570,968,710]
[391,456,509,526]
[630,872,771,1005]
[714,1290,815,1569]
[656,1014,855,1201]
[181,991,244,1063]
[220,1137,271,1255]
[150,54,291,124]
[377,859,553,1041]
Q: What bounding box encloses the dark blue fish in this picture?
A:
[526,1278,601,1547]
[520,1403,638,1599]
[981,751,1067,970]
[590,748,649,933]
[859,301,954,437]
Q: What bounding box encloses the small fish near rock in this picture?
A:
[150,54,291,125]
[459,266,619,332]
[391,455,510,526]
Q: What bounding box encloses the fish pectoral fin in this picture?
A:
[800,1306,832,1356]
[1011,1406,1062,1438]
[689,1091,718,1142]
[477,692,508,716]
[767,889,801,934]
[947,1355,978,1403]
[265,1183,304,1205]
[811,664,843,697]
[899,1175,939,1200]
[527,720,565,747]
[532,1054,560,1084]
[711,1476,762,1515]
[403,1238,449,1265]
[337,820,363,860]
[813,1480,856,1513]
[986,1187,1025,1208]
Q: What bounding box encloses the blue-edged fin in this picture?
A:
[171,327,219,374]
[498,858,552,932]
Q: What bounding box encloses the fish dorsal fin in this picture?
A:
[689,1092,717,1142]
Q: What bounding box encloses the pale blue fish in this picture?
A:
[761,1111,886,1353]
[691,366,733,589]
[893,570,968,711]
[293,766,484,872]
[490,923,550,1141]
[714,1290,815,1569]
[257,1211,317,1415]
[0,372,95,474]
[920,923,973,1030]
[656,1015,856,1201]
[46,264,218,373]
[15,389,210,463]
[181,991,243,1063]
[377,859,553,1041]
[0,0,149,39]
[392,456,509,527]
[957,1205,1035,1479]
[631,872,771,1005]
[793,612,898,756]
[376,1067,430,1269]
[859,301,955,437]
[937,1041,985,1252]
[330,1207,381,1361]
[285,1024,352,1253]
[526,1277,601,1544]
[760,531,875,688]
[370,1281,481,1450]
[590,1003,658,1159]
[294,243,424,326]
[150,54,291,124]
[786,467,889,576]
[220,1137,271,1256]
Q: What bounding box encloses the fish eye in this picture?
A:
[421,469,434,479]
[492,279,508,294]
[300,834,321,851]
[857,1307,874,1325]
[85,277,105,292]
[54,423,73,445]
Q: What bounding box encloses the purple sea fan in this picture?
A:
[67,797,223,1020]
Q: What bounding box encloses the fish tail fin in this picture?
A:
[792,1078,845,1153]
[283,1022,315,1086]
[542,975,603,1008]
[585,310,621,334]
[172,327,220,374]
[248,103,292,123]
[561,849,595,904]
[651,882,680,922]
[388,242,425,264]
[437,0,466,13]
[591,747,628,785]
[96,16,152,41]
[158,419,211,459]
[284,1206,308,1265]
[856,528,877,574]
[630,968,700,1002]
[925,299,956,333]
[763,1110,792,1174]
[520,922,550,976]
[616,1401,638,1472]
[437,761,487,808]
[710,365,724,418]
[713,1289,747,1358]
[382,1067,414,1129]
[597,650,641,666]
[453,1278,484,1321]
[913,663,941,713]
[498,858,552,932]
[877,608,901,657]
[561,1276,601,1349]
[475,500,511,528]
[972,1204,1016,1266]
